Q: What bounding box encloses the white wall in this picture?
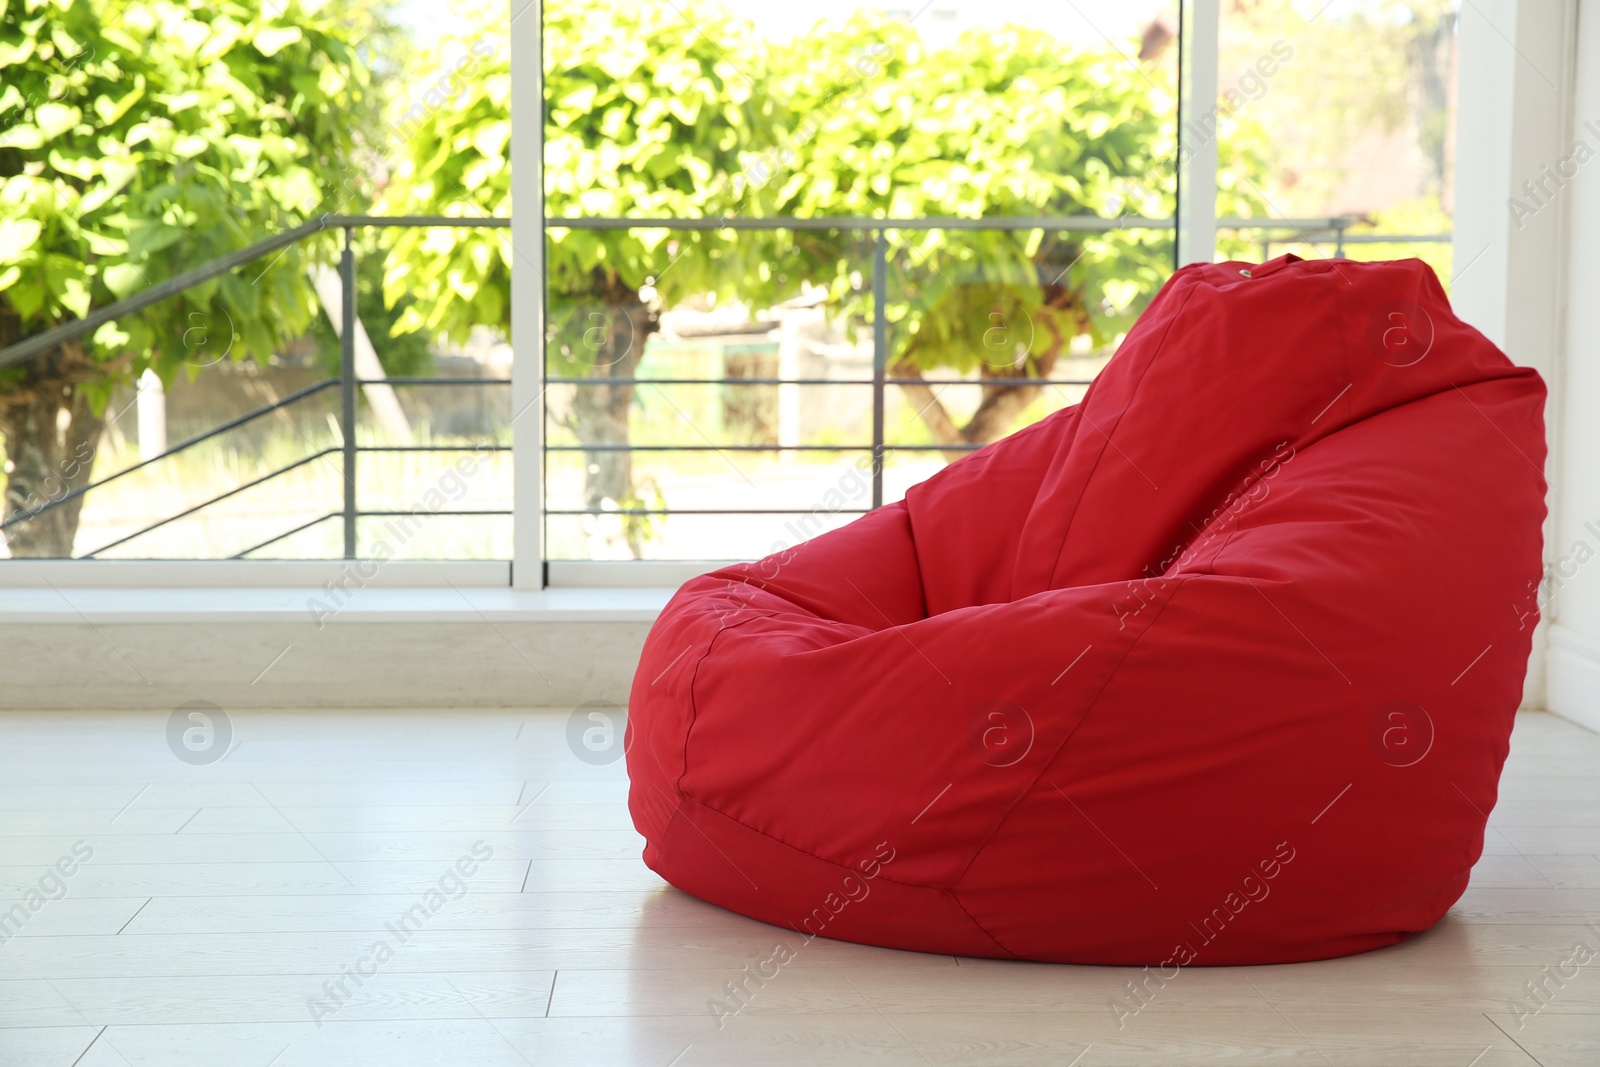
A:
[1453,0,1581,711]
[1547,0,1600,733]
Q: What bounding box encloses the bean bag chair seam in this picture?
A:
[670,792,958,894]
[1038,276,1205,589]
[1325,372,1538,451]
[1424,850,1479,917]
[947,888,1026,960]
[670,601,1014,898]
[668,591,1191,932]
[949,572,1204,893]
[656,795,1018,956]
[1329,261,1535,433]
[665,769,1019,927]
[671,608,785,801]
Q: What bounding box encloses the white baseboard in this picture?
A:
[1546,624,1600,736]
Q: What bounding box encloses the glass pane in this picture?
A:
[543,0,1180,562]
[0,228,512,560]
[543,222,874,561]
[1214,1,1457,283]
[0,4,511,562]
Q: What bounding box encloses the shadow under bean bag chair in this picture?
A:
[625,254,1547,965]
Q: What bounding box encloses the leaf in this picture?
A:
[78,157,137,214]
[557,83,597,113]
[160,90,203,114]
[125,221,184,259]
[0,123,44,150]
[48,23,82,63]
[0,217,43,264]
[46,147,98,180]
[55,274,90,317]
[251,25,303,57]
[470,119,510,161]
[665,95,701,125]
[0,36,35,66]
[91,320,133,350]
[80,229,126,256]
[8,275,44,318]
[172,133,210,158]
[102,262,148,298]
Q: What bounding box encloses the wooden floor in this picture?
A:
[1,707,1597,1066]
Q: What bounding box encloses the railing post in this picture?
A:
[340,227,357,559]
[1334,218,1347,259]
[871,229,887,510]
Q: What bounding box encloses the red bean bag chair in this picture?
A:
[625,254,1547,966]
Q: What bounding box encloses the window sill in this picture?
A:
[0,584,672,624]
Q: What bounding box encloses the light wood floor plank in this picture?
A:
[0,1026,100,1067]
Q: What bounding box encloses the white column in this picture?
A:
[1546,0,1600,731]
[510,0,545,589]
[1176,0,1219,267]
[776,310,802,464]
[1452,0,1579,712]
[136,368,166,461]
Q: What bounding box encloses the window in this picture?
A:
[0,0,1455,585]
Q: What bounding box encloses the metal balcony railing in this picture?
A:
[0,213,1449,560]
[0,216,512,559]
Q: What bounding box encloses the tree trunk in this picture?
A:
[1409,12,1457,202]
[894,276,1085,462]
[0,339,111,558]
[892,356,1061,463]
[888,362,965,460]
[568,273,658,558]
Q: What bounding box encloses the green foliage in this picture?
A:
[540,0,775,315]
[379,0,780,372]
[0,0,374,392]
[1218,0,1457,214]
[760,15,1184,366]
[375,0,509,343]
[382,1,1259,381]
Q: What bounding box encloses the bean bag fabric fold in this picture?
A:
[625,254,1547,965]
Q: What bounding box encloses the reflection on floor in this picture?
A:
[1,707,1596,1066]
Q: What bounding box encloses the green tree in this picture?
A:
[1219,0,1458,214]
[380,0,779,556]
[760,16,1207,450]
[0,0,375,556]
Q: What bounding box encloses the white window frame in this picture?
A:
[510,0,545,590]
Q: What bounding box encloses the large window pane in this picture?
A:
[0,3,513,562]
[542,0,1181,563]
[1213,1,1457,280]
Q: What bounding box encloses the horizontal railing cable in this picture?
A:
[0,212,1451,560]
[0,379,341,530]
[82,447,340,557]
